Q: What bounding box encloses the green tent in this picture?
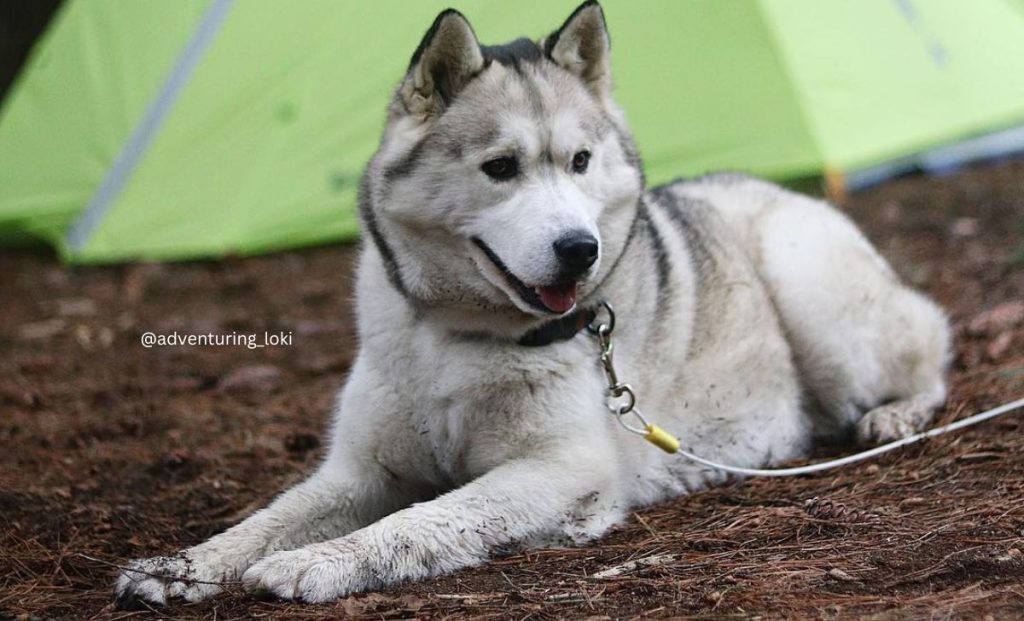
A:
[2,0,1024,263]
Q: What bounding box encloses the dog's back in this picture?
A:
[657,174,950,443]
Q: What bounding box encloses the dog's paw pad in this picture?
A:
[856,402,929,445]
[242,552,306,600]
[113,554,227,607]
[243,546,367,603]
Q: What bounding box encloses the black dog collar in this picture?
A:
[516,306,599,347]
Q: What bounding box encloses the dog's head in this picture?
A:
[362,1,643,333]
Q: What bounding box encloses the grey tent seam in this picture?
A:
[65,0,235,252]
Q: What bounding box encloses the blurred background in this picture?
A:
[1,0,1024,262]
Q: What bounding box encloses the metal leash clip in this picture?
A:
[588,301,680,453]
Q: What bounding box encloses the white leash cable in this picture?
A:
[672,396,1024,477]
[588,301,1024,478]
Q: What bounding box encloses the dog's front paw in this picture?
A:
[114,550,235,607]
[242,543,377,603]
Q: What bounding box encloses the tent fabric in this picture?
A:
[0,1,210,250]
[2,0,1024,263]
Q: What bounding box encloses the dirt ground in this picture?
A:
[1,161,1023,620]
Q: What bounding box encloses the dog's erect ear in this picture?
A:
[399,10,485,118]
[543,1,611,100]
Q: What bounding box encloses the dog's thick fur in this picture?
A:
[115,2,950,605]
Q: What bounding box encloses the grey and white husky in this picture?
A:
[116,1,950,605]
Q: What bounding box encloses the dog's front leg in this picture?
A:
[114,459,410,606]
[114,360,423,606]
[242,453,617,602]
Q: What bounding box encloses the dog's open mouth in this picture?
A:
[471,238,578,314]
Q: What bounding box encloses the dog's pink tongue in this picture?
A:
[537,282,578,313]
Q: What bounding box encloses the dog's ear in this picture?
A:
[399,10,485,118]
[543,1,611,100]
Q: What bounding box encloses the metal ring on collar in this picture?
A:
[587,300,616,335]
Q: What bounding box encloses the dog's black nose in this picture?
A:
[553,231,599,276]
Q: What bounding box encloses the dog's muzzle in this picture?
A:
[553,230,599,280]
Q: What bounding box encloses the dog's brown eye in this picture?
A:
[571,150,591,174]
[481,156,518,181]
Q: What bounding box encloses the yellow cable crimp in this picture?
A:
[644,424,680,453]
